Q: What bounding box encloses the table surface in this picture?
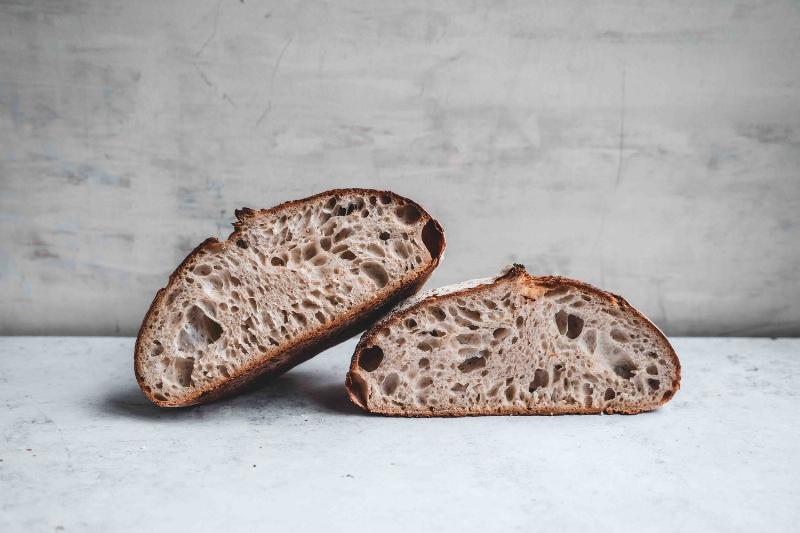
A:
[1,337,798,532]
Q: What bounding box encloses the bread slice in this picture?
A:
[135,189,445,407]
[346,265,680,416]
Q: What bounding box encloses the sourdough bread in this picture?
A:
[135,189,445,407]
[346,265,680,415]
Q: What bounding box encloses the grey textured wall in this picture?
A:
[1,0,799,336]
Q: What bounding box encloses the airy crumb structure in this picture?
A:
[346,265,680,415]
[135,189,445,407]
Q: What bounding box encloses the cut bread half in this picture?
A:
[135,189,445,407]
[346,265,680,416]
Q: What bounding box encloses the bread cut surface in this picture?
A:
[346,265,680,416]
[135,189,445,407]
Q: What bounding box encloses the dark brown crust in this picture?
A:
[134,188,445,407]
[346,264,681,416]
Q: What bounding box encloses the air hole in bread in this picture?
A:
[610,329,628,343]
[421,219,444,260]
[459,307,481,322]
[553,363,566,382]
[381,372,399,395]
[379,231,390,240]
[367,243,385,257]
[194,264,212,276]
[302,242,319,261]
[648,379,660,390]
[612,356,637,379]
[555,310,568,334]
[340,250,357,261]
[393,241,410,259]
[493,327,510,340]
[604,388,616,401]
[458,356,486,373]
[529,368,549,392]
[293,310,313,325]
[395,204,422,225]
[178,305,223,352]
[566,314,584,339]
[418,357,430,369]
[430,307,446,321]
[361,262,389,288]
[148,340,164,357]
[236,239,248,249]
[301,299,319,309]
[417,376,433,389]
[333,227,352,243]
[504,384,517,401]
[456,333,480,345]
[359,346,384,372]
[173,357,195,387]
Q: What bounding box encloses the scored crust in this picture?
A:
[346,265,681,416]
[135,188,445,407]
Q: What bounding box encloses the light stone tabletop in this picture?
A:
[1,337,798,532]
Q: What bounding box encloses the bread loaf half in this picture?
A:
[346,265,679,416]
[135,189,445,407]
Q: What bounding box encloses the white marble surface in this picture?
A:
[2,1,800,337]
[1,336,798,532]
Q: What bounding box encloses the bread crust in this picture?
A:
[346,264,681,416]
[135,188,445,407]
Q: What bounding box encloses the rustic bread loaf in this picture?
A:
[346,265,680,415]
[135,189,445,407]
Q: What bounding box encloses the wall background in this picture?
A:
[1,0,799,336]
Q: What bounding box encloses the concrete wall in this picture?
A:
[1,0,799,336]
